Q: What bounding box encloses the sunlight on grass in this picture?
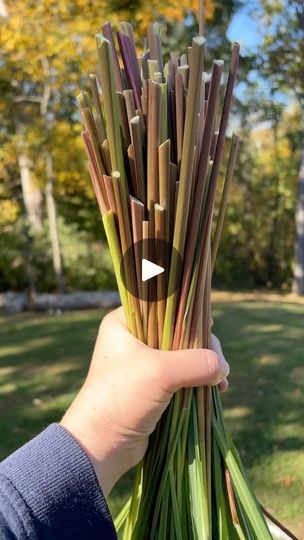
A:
[252,451,304,527]
[259,354,281,365]
[0,337,54,358]
[224,406,252,419]
[0,297,303,536]
[0,383,17,395]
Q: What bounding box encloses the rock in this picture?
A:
[0,292,27,313]
[0,290,120,312]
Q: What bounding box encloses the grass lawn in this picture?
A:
[0,292,303,537]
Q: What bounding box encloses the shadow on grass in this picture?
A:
[0,299,303,531]
[0,310,105,459]
[213,301,304,465]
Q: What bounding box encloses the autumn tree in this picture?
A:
[256,0,304,294]
[1,0,244,293]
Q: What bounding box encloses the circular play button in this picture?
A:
[120,238,183,302]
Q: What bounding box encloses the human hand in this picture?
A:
[60,307,229,496]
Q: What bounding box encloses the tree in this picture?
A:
[256,0,304,293]
[1,0,243,293]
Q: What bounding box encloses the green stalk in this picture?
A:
[102,211,131,328]
[212,419,272,539]
[212,435,229,539]
[123,463,142,539]
[158,481,170,539]
[162,36,205,351]
[149,407,187,539]
[188,393,209,539]
[114,497,131,532]
[169,468,183,540]
[96,34,127,197]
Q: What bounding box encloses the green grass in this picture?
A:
[0,295,303,537]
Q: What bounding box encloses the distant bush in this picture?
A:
[0,217,116,293]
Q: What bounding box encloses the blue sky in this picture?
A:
[227,5,262,53]
[226,5,291,108]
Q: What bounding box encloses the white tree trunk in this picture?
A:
[45,151,65,293]
[18,153,43,231]
[292,116,304,295]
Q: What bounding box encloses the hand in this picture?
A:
[60,307,229,496]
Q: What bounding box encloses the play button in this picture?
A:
[142,259,164,282]
[120,238,182,302]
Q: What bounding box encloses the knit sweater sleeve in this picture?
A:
[0,423,117,539]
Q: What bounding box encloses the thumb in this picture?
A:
[156,347,230,393]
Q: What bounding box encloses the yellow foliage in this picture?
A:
[1,0,215,227]
[0,201,19,225]
[135,0,214,30]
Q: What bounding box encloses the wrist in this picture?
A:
[60,388,126,496]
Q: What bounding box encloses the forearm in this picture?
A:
[0,424,117,540]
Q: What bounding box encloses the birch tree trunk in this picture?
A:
[292,113,304,295]
[18,152,43,231]
[45,151,65,293]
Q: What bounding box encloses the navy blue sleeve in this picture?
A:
[0,423,117,539]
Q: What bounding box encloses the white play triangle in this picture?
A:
[141,258,164,282]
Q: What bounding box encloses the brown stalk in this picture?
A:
[130,116,146,204]
[199,0,205,36]
[121,21,142,91]
[80,107,107,178]
[174,181,179,221]
[101,139,112,174]
[78,91,90,109]
[147,24,163,74]
[130,196,144,316]
[211,133,239,271]
[124,89,137,124]
[202,253,213,529]
[135,108,146,140]
[155,204,166,345]
[142,220,149,343]
[148,59,159,81]
[89,74,107,144]
[261,507,298,540]
[188,146,198,231]
[196,74,206,159]
[158,139,171,244]
[141,81,148,123]
[175,72,186,173]
[101,22,124,93]
[141,50,150,81]
[127,144,138,196]
[210,130,219,160]
[121,22,138,62]
[173,61,223,349]
[170,162,177,240]
[96,35,127,193]
[177,65,189,89]
[117,91,131,148]
[82,131,108,214]
[112,171,144,340]
[147,80,161,221]
[103,175,117,214]
[154,34,163,75]
[225,465,239,524]
[207,43,240,214]
[88,163,107,216]
[169,37,205,260]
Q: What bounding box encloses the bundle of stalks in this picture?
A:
[78,12,294,540]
